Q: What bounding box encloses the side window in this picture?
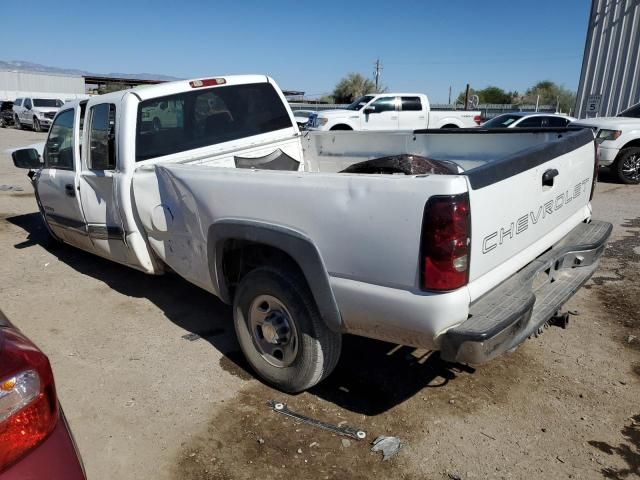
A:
[547,116,570,127]
[88,104,116,170]
[14,99,22,107]
[401,97,422,111]
[369,97,396,113]
[44,109,75,170]
[517,117,544,128]
[24,98,32,109]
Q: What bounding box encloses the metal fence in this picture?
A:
[289,102,558,120]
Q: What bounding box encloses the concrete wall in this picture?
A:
[575,0,640,118]
[0,70,86,101]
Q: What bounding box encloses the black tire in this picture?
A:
[15,115,22,130]
[233,266,341,392]
[441,124,459,129]
[330,124,353,131]
[0,118,5,128]
[33,117,41,132]
[614,147,640,184]
[152,117,162,132]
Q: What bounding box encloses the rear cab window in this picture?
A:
[135,82,293,162]
[401,97,422,111]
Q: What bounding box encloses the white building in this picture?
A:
[0,70,88,102]
[575,0,640,118]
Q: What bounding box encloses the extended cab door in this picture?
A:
[78,101,139,267]
[36,105,94,251]
[399,96,427,130]
[361,96,399,130]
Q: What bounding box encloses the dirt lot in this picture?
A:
[0,127,638,479]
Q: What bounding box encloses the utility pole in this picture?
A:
[448,86,452,105]
[464,83,470,110]
[373,58,382,91]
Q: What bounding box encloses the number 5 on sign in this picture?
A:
[586,94,601,113]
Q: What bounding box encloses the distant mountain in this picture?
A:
[0,60,181,81]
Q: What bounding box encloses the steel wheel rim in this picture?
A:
[248,294,299,368]
[621,154,640,181]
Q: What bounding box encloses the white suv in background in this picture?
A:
[571,102,640,184]
[13,97,64,132]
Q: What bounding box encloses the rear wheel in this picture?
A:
[441,124,459,129]
[152,117,162,132]
[233,266,341,392]
[614,147,640,184]
[33,117,41,132]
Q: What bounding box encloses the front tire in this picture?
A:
[15,115,22,130]
[33,117,41,132]
[614,147,640,184]
[233,266,341,392]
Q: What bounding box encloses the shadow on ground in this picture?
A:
[6,212,475,415]
[589,414,640,480]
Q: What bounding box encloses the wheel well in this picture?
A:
[221,240,305,301]
[330,124,353,131]
[441,124,459,129]
[620,139,640,151]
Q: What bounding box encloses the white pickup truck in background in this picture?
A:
[13,96,64,132]
[12,75,610,393]
[571,101,640,184]
[306,93,481,131]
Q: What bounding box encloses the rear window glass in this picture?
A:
[482,114,521,128]
[135,83,293,162]
[34,99,63,107]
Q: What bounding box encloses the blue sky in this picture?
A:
[1,0,590,102]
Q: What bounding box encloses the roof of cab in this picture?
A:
[130,74,273,102]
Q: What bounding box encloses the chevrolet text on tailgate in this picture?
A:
[12,75,611,392]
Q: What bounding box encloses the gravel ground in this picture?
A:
[0,127,638,479]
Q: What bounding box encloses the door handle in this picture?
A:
[542,169,559,187]
[64,184,76,197]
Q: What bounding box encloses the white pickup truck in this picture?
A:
[306,93,481,131]
[571,102,640,184]
[12,75,610,393]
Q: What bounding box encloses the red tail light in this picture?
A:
[473,115,482,125]
[590,141,599,201]
[189,78,226,88]
[421,193,471,291]
[0,327,58,472]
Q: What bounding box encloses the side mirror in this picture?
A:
[364,107,376,115]
[12,148,42,169]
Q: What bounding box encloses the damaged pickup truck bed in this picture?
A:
[12,75,611,392]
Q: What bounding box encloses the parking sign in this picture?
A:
[586,94,602,114]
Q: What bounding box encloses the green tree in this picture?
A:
[332,73,385,104]
[523,81,576,113]
[455,86,514,105]
[479,86,512,104]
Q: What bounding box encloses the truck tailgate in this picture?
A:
[465,129,596,301]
